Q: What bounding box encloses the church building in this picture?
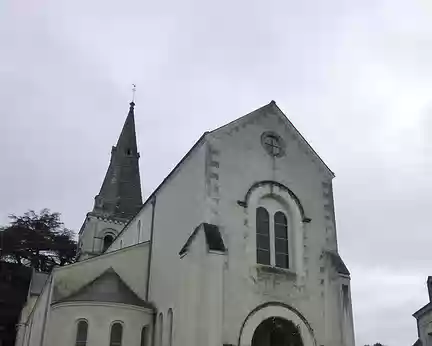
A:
[15,100,355,346]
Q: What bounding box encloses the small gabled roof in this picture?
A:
[326,251,350,276]
[179,223,226,256]
[413,302,432,319]
[210,101,334,177]
[54,267,153,309]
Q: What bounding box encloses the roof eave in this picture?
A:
[413,302,432,319]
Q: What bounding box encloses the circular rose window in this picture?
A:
[261,132,285,157]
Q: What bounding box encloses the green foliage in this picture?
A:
[0,209,77,272]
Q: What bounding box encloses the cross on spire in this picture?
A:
[132,84,136,103]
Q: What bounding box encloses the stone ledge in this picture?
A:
[256,264,297,278]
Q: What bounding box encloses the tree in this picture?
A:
[0,209,77,272]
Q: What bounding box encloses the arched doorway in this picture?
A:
[251,317,303,346]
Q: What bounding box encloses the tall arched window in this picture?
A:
[137,220,142,243]
[274,211,289,268]
[167,309,173,346]
[75,320,88,346]
[140,326,148,346]
[158,313,163,346]
[256,207,270,265]
[109,323,123,346]
[103,235,114,252]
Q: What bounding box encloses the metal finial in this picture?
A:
[132,84,136,103]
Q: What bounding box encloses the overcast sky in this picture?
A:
[1,0,431,344]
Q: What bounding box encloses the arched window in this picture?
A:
[120,240,123,249]
[158,313,163,346]
[103,235,114,252]
[167,309,173,346]
[75,320,88,346]
[256,206,290,269]
[256,207,270,265]
[138,220,141,243]
[140,326,148,346]
[109,323,123,346]
[274,211,289,268]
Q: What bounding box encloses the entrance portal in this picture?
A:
[251,317,303,346]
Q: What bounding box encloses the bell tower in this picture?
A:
[77,101,143,260]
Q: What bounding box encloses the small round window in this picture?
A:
[261,132,285,157]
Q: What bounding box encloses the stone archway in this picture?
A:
[238,303,316,346]
[251,317,303,346]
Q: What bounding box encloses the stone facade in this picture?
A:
[16,101,355,346]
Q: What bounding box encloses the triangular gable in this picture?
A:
[413,302,432,319]
[54,267,153,308]
[210,101,334,177]
[325,251,350,276]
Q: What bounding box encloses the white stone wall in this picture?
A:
[15,295,38,346]
[147,141,207,346]
[204,106,352,346]
[20,276,52,346]
[46,302,152,346]
[107,202,153,252]
[180,229,225,346]
[107,139,208,346]
[417,311,432,346]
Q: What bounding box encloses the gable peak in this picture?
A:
[210,100,334,177]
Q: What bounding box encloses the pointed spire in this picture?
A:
[93,100,143,220]
[116,101,138,152]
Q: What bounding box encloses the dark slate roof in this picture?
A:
[93,102,143,220]
[179,223,226,256]
[326,251,350,276]
[29,271,49,296]
[413,302,432,319]
[54,268,153,309]
[204,223,226,252]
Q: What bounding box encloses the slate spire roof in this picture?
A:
[93,101,143,220]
